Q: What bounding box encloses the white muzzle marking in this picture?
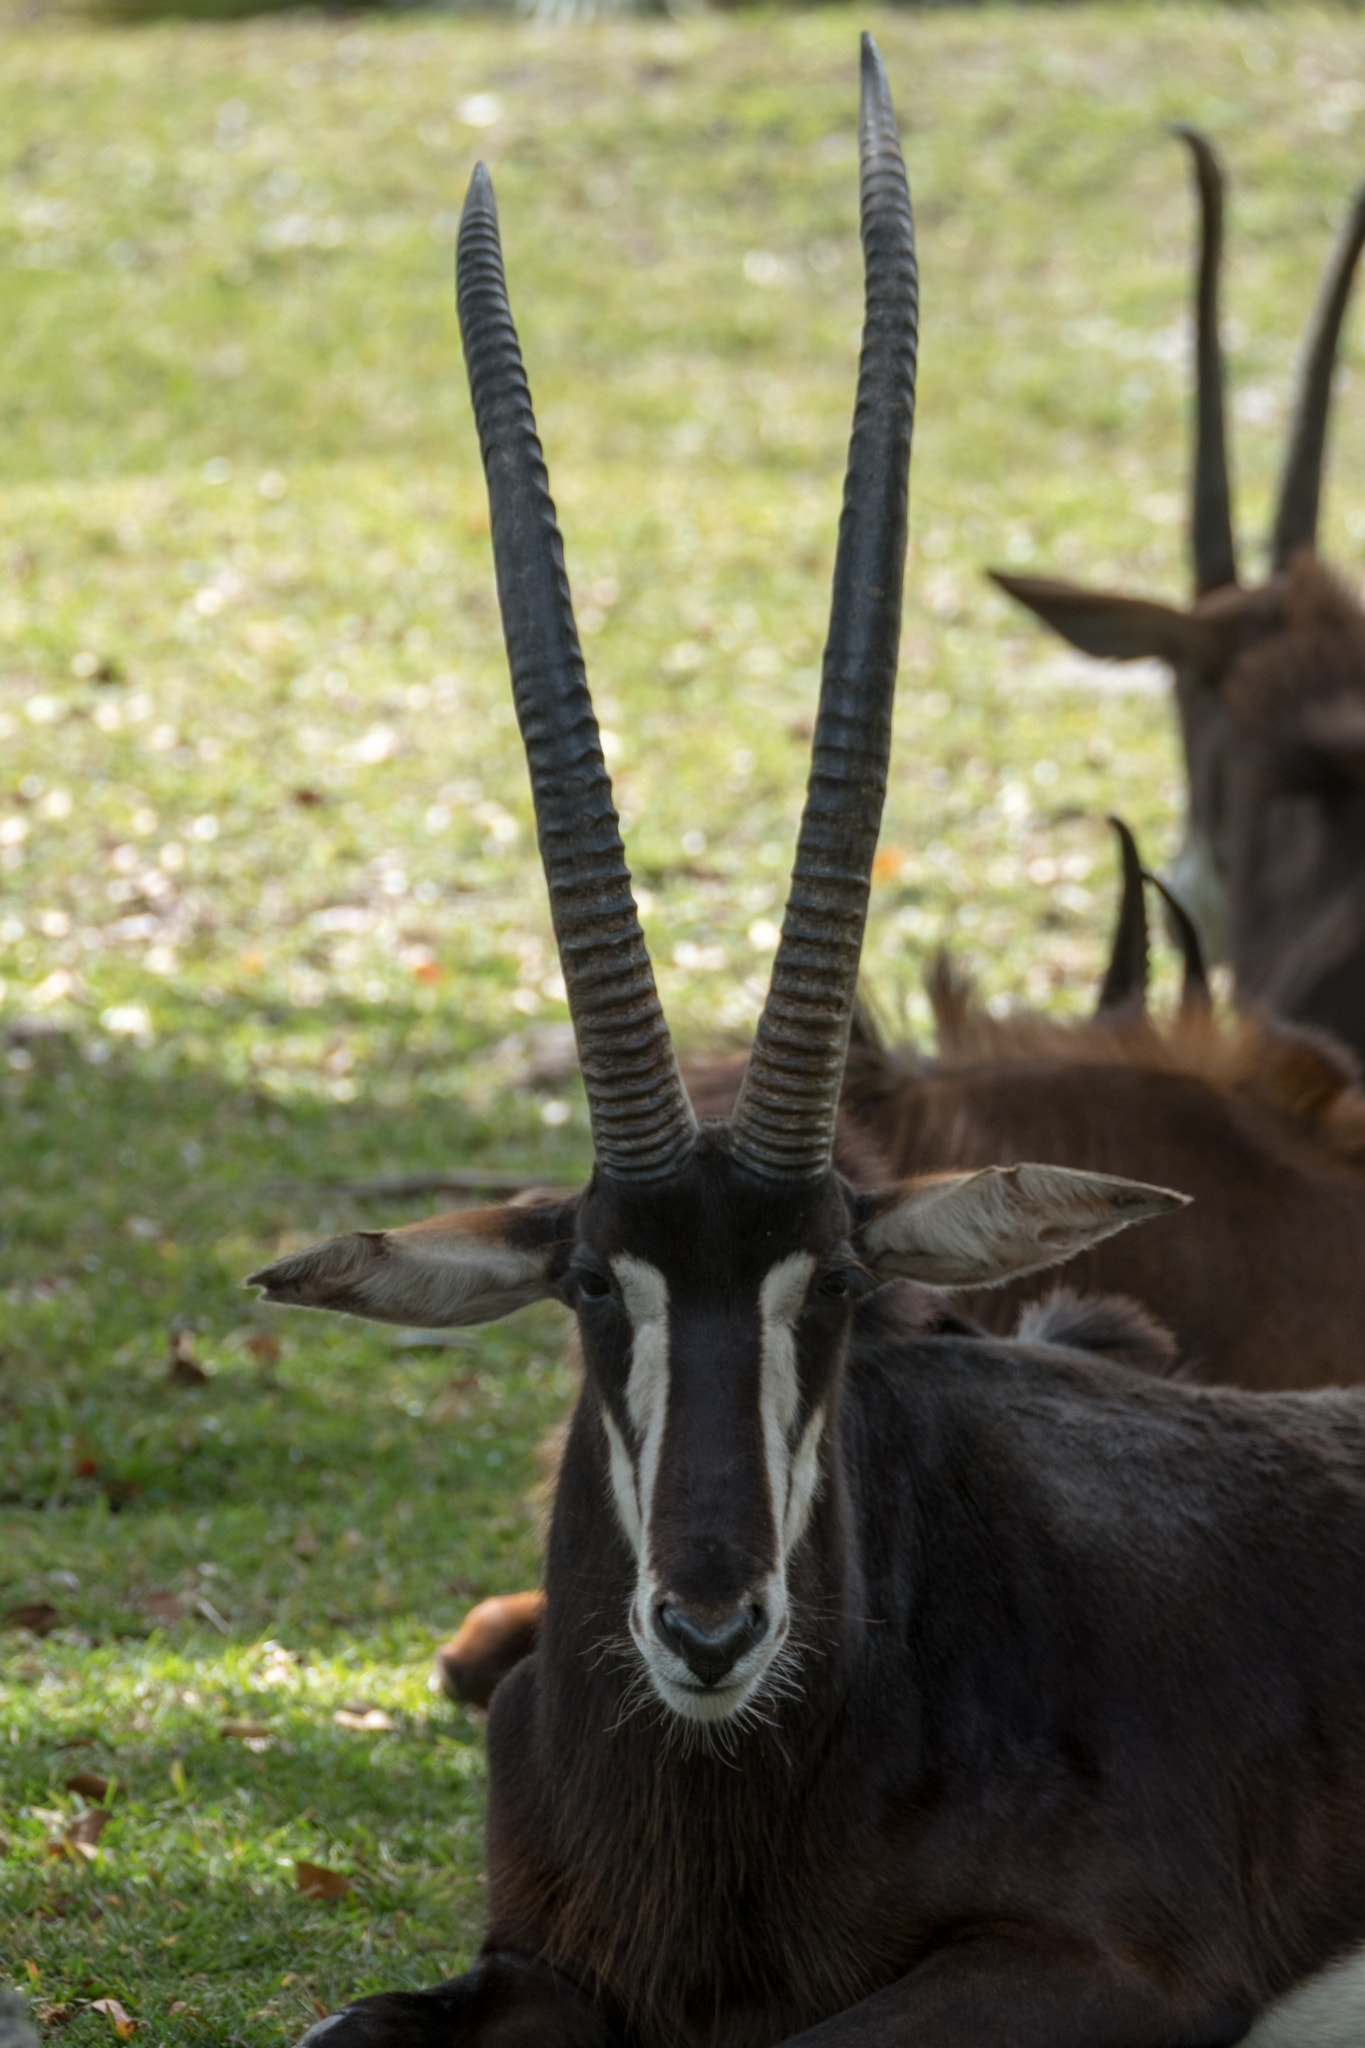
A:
[600,1250,825,1724]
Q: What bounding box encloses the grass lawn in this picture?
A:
[4,4,1365,2037]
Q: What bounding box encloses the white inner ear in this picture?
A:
[862,1164,1188,1291]
[251,1216,556,1328]
[370,1224,553,1325]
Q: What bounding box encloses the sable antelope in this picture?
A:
[994,130,1365,1061]
[439,823,1365,1711]
[255,48,1365,2048]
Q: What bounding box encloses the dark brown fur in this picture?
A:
[437,978,1365,1712]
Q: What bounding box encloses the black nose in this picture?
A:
[654,1601,768,1686]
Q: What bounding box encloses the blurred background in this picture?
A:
[4,3,1365,2037]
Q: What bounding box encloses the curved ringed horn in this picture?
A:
[1271,182,1365,572]
[456,167,696,1182]
[1172,127,1238,595]
[730,36,918,1180]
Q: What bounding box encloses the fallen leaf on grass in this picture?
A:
[427,1374,478,1423]
[220,1721,274,1743]
[69,1808,109,1848]
[247,1330,281,1367]
[295,1861,351,1901]
[333,1706,395,1733]
[166,1326,208,1386]
[293,1526,320,1559]
[140,1592,184,1624]
[90,1995,137,2038]
[311,1998,328,2018]
[34,2000,72,2022]
[3,1601,61,1636]
[65,1772,110,1800]
[50,1808,110,1861]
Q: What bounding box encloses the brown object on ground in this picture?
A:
[1,1602,60,1636]
[435,1591,546,1709]
[295,1861,352,1901]
[166,1325,208,1386]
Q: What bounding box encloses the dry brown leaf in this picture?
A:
[65,1772,110,1801]
[310,1997,328,2018]
[247,1330,282,1365]
[166,1326,209,1387]
[59,1808,110,1861]
[219,1721,273,1742]
[3,1601,61,1636]
[295,1860,351,1901]
[141,1592,184,1624]
[333,1706,395,1733]
[427,1376,477,1424]
[293,1525,320,1559]
[34,2000,72,2023]
[90,1995,137,2038]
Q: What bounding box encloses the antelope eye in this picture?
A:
[818,1265,870,1303]
[572,1265,615,1304]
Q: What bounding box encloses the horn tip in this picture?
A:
[860,31,888,101]
[464,161,496,216]
[1169,123,1221,181]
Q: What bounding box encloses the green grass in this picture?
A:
[6,5,1365,2037]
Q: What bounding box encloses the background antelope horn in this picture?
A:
[730,35,918,1181]
[1143,869,1211,1013]
[456,165,697,1182]
[1172,127,1238,595]
[1096,816,1149,1016]
[1271,181,1365,571]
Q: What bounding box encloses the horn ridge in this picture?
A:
[731,35,917,1181]
[1271,181,1365,572]
[1172,126,1238,595]
[456,164,696,1182]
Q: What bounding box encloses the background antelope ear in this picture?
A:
[857,1165,1188,1290]
[247,1197,577,1328]
[989,569,1221,668]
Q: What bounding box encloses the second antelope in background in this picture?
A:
[995,131,1365,1063]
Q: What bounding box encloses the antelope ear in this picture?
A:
[247,1197,577,1327]
[989,569,1221,668]
[857,1165,1188,1291]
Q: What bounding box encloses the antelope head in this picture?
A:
[251,41,1184,1727]
[994,131,1365,1036]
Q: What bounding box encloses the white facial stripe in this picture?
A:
[605,1254,671,1561]
[759,1253,820,1561]
[600,1247,826,1726]
[600,1410,642,1554]
[784,1399,827,1554]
